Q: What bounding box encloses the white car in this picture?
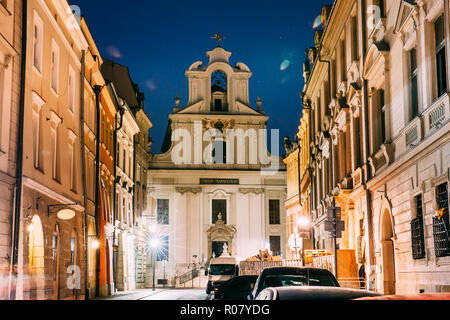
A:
[206,256,239,294]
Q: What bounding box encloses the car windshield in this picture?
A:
[209,264,236,275]
[261,273,337,290]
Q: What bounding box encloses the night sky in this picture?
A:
[73,0,331,155]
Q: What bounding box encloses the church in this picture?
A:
[146,41,287,284]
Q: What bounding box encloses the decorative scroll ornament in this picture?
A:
[202,119,235,132]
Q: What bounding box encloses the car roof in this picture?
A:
[261,267,333,274]
[356,293,450,300]
[269,286,382,300]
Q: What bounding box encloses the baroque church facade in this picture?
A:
[146,45,287,283]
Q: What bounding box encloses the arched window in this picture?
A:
[211,71,228,112]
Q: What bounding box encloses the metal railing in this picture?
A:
[178,268,201,285]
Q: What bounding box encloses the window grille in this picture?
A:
[433,183,450,257]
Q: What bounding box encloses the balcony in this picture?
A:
[423,93,450,137]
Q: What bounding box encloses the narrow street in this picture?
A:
[96,289,212,301]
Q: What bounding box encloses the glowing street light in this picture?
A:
[150,238,160,249]
[148,224,159,291]
[91,239,100,250]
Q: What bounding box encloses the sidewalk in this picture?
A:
[94,288,166,300]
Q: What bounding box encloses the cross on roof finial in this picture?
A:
[211,33,226,47]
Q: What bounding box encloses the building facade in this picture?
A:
[147,45,287,286]
[283,108,312,260]
[18,0,88,300]
[131,95,153,289]
[101,59,153,291]
[302,0,450,294]
[80,21,117,298]
[0,0,22,300]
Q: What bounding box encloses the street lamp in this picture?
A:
[296,215,311,266]
[149,225,159,291]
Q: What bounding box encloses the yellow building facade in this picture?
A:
[302,0,450,294]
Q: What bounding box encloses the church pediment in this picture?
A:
[178,100,205,114]
[235,100,262,115]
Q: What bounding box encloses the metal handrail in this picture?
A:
[178,268,201,285]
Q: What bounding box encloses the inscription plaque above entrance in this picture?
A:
[200,178,239,185]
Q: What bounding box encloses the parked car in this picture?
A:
[213,275,259,300]
[206,256,239,294]
[255,286,382,300]
[356,293,450,300]
[249,267,340,300]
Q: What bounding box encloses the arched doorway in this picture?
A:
[380,209,396,295]
[28,215,45,300]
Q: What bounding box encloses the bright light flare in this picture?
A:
[297,216,310,228]
[91,239,100,249]
[150,239,160,249]
[280,59,291,71]
[313,14,324,29]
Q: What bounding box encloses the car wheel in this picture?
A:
[206,282,212,294]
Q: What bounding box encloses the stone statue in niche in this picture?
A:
[221,242,231,257]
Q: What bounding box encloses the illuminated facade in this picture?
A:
[80,21,117,298]
[18,0,88,300]
[0,0,21,300]
[302,0,450,294]
[147,46,287,286]
[283,109,312,259]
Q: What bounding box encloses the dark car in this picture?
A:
[255,286,383,300]
[356,293,450,300]
[214,275,259,300]
[249,267,340,300]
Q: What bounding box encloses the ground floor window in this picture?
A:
[411,195,426,260]
[433,183,450,257]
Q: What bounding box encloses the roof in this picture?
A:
[269,286,382,300]
[101,58,140,108]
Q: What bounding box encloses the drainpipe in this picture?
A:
[93,84,103,297]
[79,50,89,300]
[113,104,125,293]
[10,0,27,300]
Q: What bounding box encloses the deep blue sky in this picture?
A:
[73,0,330,154]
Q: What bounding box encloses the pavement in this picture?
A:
[95,288,213,301]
